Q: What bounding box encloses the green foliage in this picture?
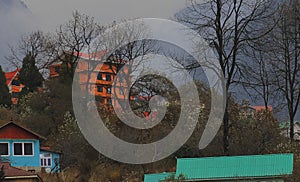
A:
[163,174,186,182]
[19,76,98,174]
[229,102,284,155]
[0,66,11,107]
[58,111,81,140]
[19,52,44,93]
[57,111,98,175]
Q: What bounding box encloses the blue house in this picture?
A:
[0,122,61,173]
[40,147,61,173]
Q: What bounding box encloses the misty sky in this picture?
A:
[23,0,187,30]
[0,0,188,70]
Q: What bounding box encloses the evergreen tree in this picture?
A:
[19,52,44,93]
[0,66,11,107]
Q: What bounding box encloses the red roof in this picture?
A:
[0,162,39,177]
[0,122,46,140]
[4,68,20,85]
[40,146,62,154]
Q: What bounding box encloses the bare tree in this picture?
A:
[267,0,300,141]
[54,11,104,77]
[177,0,276,153]
[92,20,157,109]
[5,30,55,73]
[241,48,277,110]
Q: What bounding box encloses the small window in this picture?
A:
[106,74,111,81]
[0,143,9,156]
[54,66,60,73]
[116,65,122,72]
[14,143,22,155]
[97,73,102,80]
[106,87,111,94]
[97,86,103,93]
[12,79,20,86]
[107,98,112,104]
[24,143,33,155]
[13,143,33,156]
[40,153,52,167]
[119,87,124,95]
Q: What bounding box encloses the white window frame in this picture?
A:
[13,142,34,156]
[0,142,10,156]
[40,153,52,167]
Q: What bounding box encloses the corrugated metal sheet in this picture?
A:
[144,172,174,182]
[175,153,293,180]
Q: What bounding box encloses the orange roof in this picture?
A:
[73,50,106,60]
[73,50,127,63]
[252,106,273,112]
[4,68,20,85]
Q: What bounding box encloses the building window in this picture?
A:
[40,153,52,167]
[11,79,20,86]
[119,87,124,95]
[24,143,33,155]
[116,65,123,72]
[107,98,112,104]
[14,143,22,155]
[106,74,111,81]
[97,86,103,93]
[106,87,111,94]
[54,66,60,73]
[13,142,33,156]
[0,143,9,156]
[97,73,102,80]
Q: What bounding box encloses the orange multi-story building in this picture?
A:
[49,51,130,108]
[4,68,24,104]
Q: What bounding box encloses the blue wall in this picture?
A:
[40,150,61,173]
[0,139,40,167]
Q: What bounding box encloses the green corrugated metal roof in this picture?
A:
[176,153,293,180]
[144,172,174,182]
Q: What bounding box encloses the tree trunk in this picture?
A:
[223,104,229,154]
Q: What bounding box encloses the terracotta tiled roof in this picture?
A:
[4,68,20,85]
[0,162,37,177]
